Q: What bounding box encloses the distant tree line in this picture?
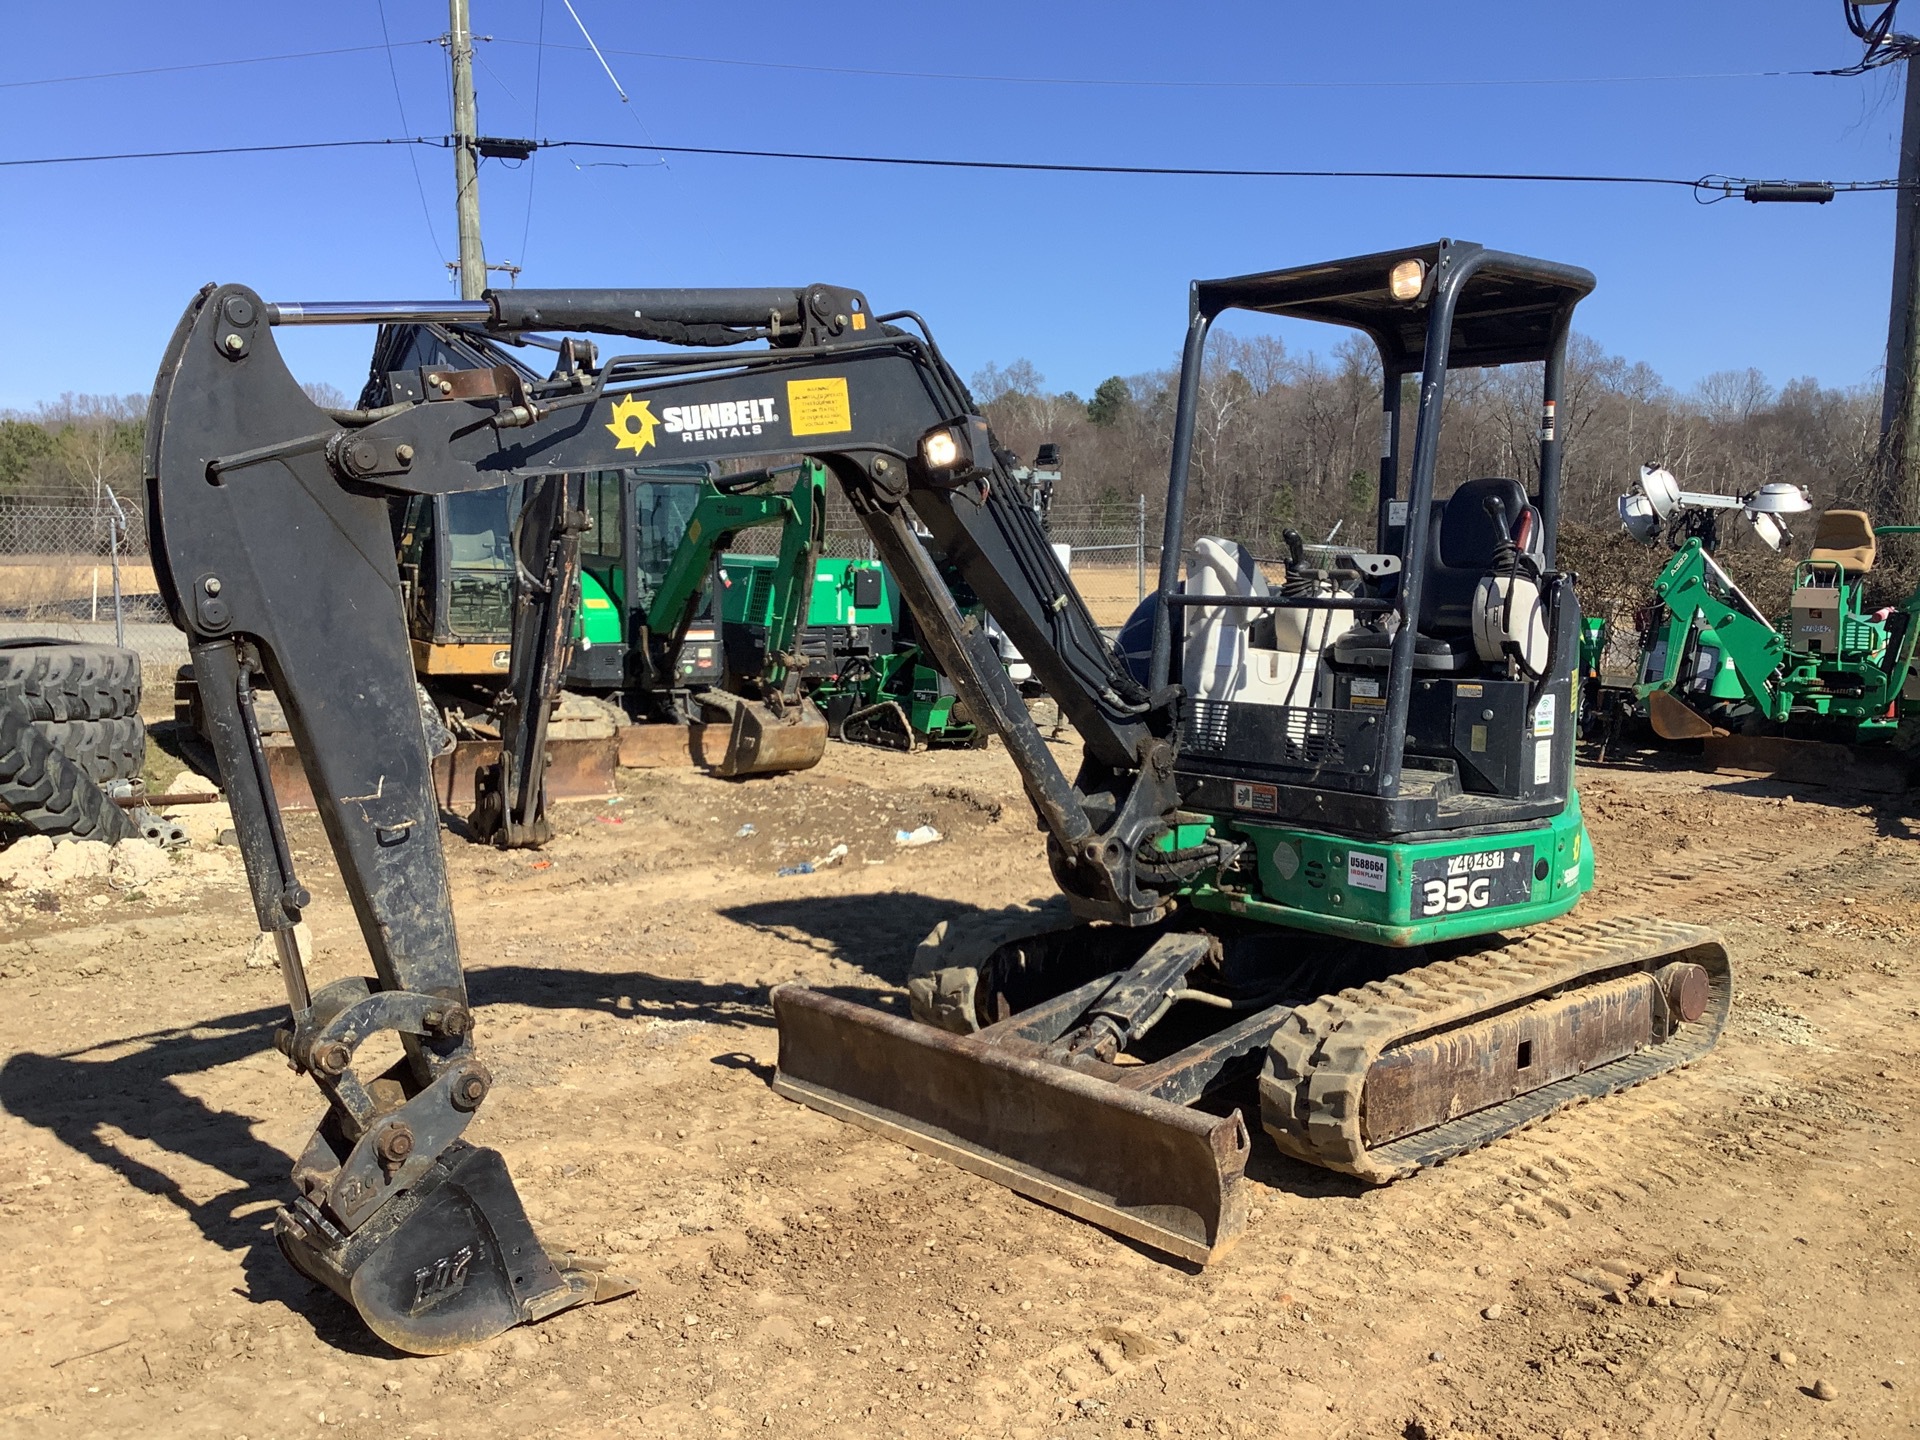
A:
[6,348,1907,619]
[973,334,1915,617]
[0,384,348,505]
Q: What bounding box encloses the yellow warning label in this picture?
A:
[787,377,852,436]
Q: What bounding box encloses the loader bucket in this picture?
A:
[770,984,1251,1264]
[700,692,828,777]
[1648,690,1721,741]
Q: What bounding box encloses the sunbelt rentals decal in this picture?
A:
[605,393,782,454]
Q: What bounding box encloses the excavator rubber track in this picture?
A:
[1261,914,1730,1184]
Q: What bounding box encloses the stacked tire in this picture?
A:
[0,640,144,842]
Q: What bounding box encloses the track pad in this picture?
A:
[282,1144,604,1354]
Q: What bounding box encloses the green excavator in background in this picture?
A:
[570,459,832,776]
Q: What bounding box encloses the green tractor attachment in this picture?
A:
[1628,500,1920,752]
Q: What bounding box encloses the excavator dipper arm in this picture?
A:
[145,286,627,1352]
[468,470,586,848]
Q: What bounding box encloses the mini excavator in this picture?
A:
[145,243,1727,1354]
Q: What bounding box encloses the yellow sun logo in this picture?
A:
[605,394,659,455]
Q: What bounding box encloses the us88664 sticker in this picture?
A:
[1410,845,1535,918]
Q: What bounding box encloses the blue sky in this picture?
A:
[0,2,1911,411]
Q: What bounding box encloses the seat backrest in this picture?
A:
[1183,537,1269,702]
[1808,508,1876,575]
[1422,478,1535,634]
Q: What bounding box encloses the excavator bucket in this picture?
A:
[277,1143,634,1355]
[700,691,828,777]
[1648,690,1721,741]
[769,985,1250,1263]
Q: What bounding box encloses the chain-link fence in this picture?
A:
[0,487,1302,687]
[0,492,185,682]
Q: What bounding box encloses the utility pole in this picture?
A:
[448,0,487,301]
[1882,55,1920,516]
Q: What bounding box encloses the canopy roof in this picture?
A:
[1193,240,1596,373]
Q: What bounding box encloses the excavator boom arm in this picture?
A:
[144,278,1212,1349]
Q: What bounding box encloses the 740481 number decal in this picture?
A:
[1411,845,1535,918]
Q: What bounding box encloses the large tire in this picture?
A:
[32,715,146,785]
[0,640,143,722]
[0,683,138,842]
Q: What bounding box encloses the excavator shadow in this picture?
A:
[0,1007,395,1352]
[1699,775,1917,839]
[0,893,1104,1340]
[717,891,1002,989]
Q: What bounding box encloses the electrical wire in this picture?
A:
[0,133,1902,203]
[516,0,549,274]
[0,137,436,168]
[1827,0,1916,75]
[0,40,438,90]
[485,38,1831,93]
[373,0,446,264]
[541,139,1906,198]
[556,0,664,154]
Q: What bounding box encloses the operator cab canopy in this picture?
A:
[1193,240,1595,374]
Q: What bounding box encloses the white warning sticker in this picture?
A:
[1533,739,1553,785]
[1532,693,1556,737]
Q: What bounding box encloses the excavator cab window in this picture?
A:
[442,486,519,638]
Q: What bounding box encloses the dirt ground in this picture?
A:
[1065,564,1150,628]
[1,735,1917,1440]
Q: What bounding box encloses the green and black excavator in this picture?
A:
[572,458,832,775]
[144,248,1727,1354]
[374,327,830,807]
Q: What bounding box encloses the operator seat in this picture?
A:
[1808,508,1876,575]
[1183,537,1271,703]
[1333,477,1540,672]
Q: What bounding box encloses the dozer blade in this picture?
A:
[770,984,1250,1264]
[700,692,828,777]
[275,1142,634,1355]
[1648,690,1721,741]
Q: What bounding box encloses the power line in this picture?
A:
[374,0,446,265]
[556,0,664,152]
[0,40,440,90]
[0,138,435,168]
[0,133,1900,203]
[543,138,1902,198]
[489,38,1828,93]
[516,0,549,272]
[3,38,1841,96]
